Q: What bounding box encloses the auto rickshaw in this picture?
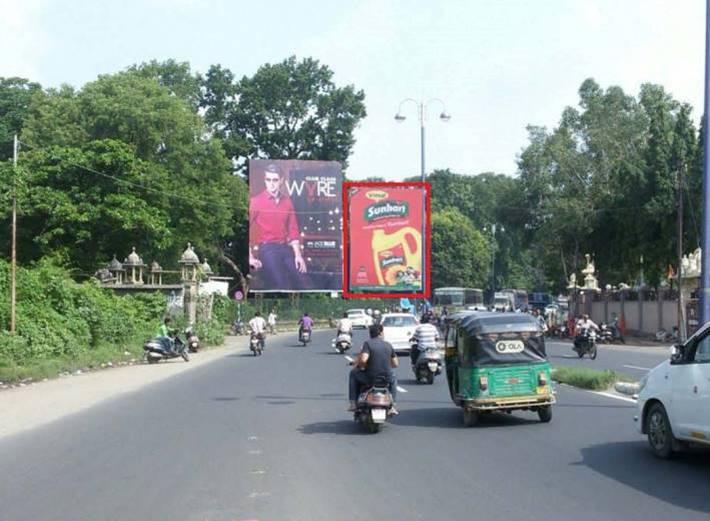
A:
[443,311,555,426]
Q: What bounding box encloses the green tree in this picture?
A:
[201,56,367,172]
[431,209,491,289]
[0,77,42,160]
[3,72,245,273]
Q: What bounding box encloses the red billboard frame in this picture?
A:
[342,181,431,299]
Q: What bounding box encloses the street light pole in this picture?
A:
[395,99,451,300]
[395,98,451,182]
[10,134,17,333]
[701,0,710,325]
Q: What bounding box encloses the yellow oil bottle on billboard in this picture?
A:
[371,227,422,285]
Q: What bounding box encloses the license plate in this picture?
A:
[371,409,387,422]
[496,340,524,353]
[428,362,439,372]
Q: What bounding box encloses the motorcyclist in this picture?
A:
[249,311,267,349]
[156,317,175,353]
[533,309,548,334]
[336,312,353,336]
[298,312,314,342]
[574,314,599,349]
[348,323,399,415]
[410,314,439,366]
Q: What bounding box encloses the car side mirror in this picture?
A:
[670,344,683,363]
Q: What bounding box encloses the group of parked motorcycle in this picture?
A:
[143,327,201,364]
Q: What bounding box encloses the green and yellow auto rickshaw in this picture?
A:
[443,311,555,426]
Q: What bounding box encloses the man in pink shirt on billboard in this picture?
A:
[249,163,308,290]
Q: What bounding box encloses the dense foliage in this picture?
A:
[0,259,166,379]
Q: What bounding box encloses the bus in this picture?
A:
[528,292,553,311]
[501,289,529,311]
[433,287,485,310]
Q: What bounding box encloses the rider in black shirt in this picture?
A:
[348,323,399,414]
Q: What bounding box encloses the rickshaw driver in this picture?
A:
[348,323,399,415]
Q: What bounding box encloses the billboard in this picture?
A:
[343,181,431,298]
[249,159,342,292]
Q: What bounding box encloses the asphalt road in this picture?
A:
[545,339,670,378]
[0,330,708,521]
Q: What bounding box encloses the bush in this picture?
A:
[0,258,168,382]
[551,365,634,390]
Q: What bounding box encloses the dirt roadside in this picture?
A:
[0,334,255,440]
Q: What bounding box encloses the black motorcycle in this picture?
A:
[249,332,264,356]
[144,334,189,363]
[573,328,598,359]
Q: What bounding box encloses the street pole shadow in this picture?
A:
[577,442,710,514]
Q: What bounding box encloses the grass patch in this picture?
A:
[552,365,635,390]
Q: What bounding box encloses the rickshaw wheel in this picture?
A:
[462,409,479,427]
[537,406,552,423]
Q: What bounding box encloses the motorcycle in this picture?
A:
[354,374,394,434]
[250,332,264,356]
[411,342,442,384]
[573,328,598,359]
[230,318,246,336]
[144,334,189,364]
[332,331,352,353]
[299,328,312,346]
[185,327,201,353]
[599,323,614,344]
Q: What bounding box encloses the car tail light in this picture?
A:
[488,333,499,341]
[538,372,547,386]
[479,375,488,391]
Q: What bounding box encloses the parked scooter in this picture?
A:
[231,318,246,336]
[144,333,189,363]
[332,331,352,353]
[250,332,264,356]
[185,327,201,353]
[410,340,442,384]
[573,328,598,359]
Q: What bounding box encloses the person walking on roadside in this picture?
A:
[267,309,278,335]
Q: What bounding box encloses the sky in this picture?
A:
[0,0,706,180]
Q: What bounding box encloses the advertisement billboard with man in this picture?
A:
[248,159,343,292]
[343,181,431,298]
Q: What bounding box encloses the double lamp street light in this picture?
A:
[394,98,451,182]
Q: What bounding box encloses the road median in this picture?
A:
[552,365,635,391]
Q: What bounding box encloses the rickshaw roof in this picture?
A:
[447,311,541,335]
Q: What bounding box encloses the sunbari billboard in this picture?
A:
[343,181,431,298]
[248,159,342,292]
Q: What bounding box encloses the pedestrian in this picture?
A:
[267,309,277,334]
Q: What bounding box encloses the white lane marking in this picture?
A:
[248,436,259,441]
[623,364,651,371]
[590,391,638,404]
[248,450,262,455]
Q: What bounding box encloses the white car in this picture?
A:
[347,309,373,329]
[635,323,710,458]
[380,313,419,352]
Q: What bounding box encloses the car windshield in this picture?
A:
[382,316,416,327]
